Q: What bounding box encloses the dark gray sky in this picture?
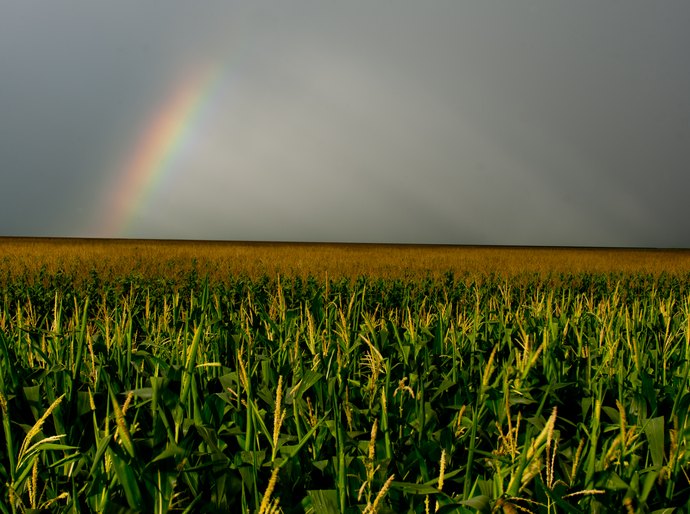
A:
[2,2,689,247]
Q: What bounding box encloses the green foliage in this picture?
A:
[0,272,689,512]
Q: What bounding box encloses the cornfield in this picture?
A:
[1,239,690,512]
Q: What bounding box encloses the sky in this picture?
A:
[1,2,689,248]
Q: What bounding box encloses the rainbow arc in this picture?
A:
[104,63,221,237]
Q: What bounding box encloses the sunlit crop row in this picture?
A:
[2,237,690,285]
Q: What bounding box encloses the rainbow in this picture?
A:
[104,63,222,237]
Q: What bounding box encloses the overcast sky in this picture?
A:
[1,2,689,247]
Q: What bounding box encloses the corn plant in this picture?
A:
[0,270,689,512]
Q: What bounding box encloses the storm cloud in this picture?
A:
[1,1,689,247]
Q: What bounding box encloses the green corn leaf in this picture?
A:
[644,416,665,469]
[108,447,144,510]
[179,320,204,407]
[305,489,339,514]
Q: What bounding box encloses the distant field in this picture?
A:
[1,237,690,285]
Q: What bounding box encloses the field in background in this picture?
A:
[2,237,690,285]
